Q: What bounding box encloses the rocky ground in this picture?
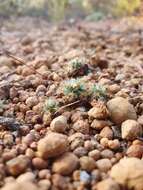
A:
[0,17,143,190]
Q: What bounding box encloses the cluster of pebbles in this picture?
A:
[0,17,143,190]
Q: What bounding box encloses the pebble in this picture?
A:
[108,139,120,150]
[101,149,114,159]
[38,169,51,179]
[74,147,87,157]
[126,144,143,158]
[100,126,113,139]
[107,97,137,125]
[16,172,35,183]
[52,152,79,175]
[121,120,142,140]
[88,150,101,160]
[3,134,14,146]
[96,159,112,172]
[110,157,143,190]
[37,132,69,159]
[32,157,48,169]
[80,156,96,172]
[96,178,120,190]
[91,119,110,130]
[6,155,30,176]
[38,179,51,190]
[72,120,89,134]
[80,171,91,183]
[88,104,109,119]
[25,96,38,108]
[52,174,69,189]
[50,115,67,133]
[2,181,38,190]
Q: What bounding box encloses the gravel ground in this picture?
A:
[0,17,143,190]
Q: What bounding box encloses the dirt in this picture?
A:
[0,17,143,190]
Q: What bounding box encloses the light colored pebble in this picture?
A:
[52,152,79,175]
[80,156,96,172]
[96,159,112,172]
[121,120,142,140]
[6,155,30,176]
[37,132,69,159]
[50,115,67,133]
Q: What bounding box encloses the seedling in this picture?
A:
[71,58,83,70]
[91,84,107,99]
[44,98,59,113]
[63,78,87,99]
[68,58,89,77]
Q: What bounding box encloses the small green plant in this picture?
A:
[71,58,83,70]
[91,84,107,99]
[68,58,89,77]
[62,78,107,102]
[64,78,87,99]
[44,98,59,113]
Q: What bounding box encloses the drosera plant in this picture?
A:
[68,58,89,77]
[91,84,107,100]
[44,98,59,114]
[64,78,86,98]
[62,78,107,103]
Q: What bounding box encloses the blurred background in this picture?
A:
[0,0,142,22]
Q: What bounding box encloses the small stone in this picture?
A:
[80,156,96,172]
[121,120,142,140]
[25,96,38,108]
[16,172,35,183]
[73,147,87,157]
[96,178,120,190]
[50,115,67,133]
[32,157,48,169]
[1,182,38,190]
[52,174,69,189]
[80,171,91,183]
[108,84,120,94]
[91,119,110,130]
[38,169,51,179]
[100,127,113,139]
[37,132,69,159]
[138,115,143,126]
[100,138,109,148]
[43,113,52,126]
[88,150,101,160]
[84,140,94,151]
[110,157,143,190]
[107,97,137,125]
[3,134,14,146]
[88,103,109,119]
[72,120,89,134]
[38,179,51,190]
[108,139,120,150]
[101,149,114,159]
[96,159,112,172]
[6,155,30,176]
[25,148,35,159]
[126,144,143,158]
[52,152,79,175]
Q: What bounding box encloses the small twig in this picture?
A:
[54,100,81,115]
[0,116,21,131]
[2,50,44,77]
